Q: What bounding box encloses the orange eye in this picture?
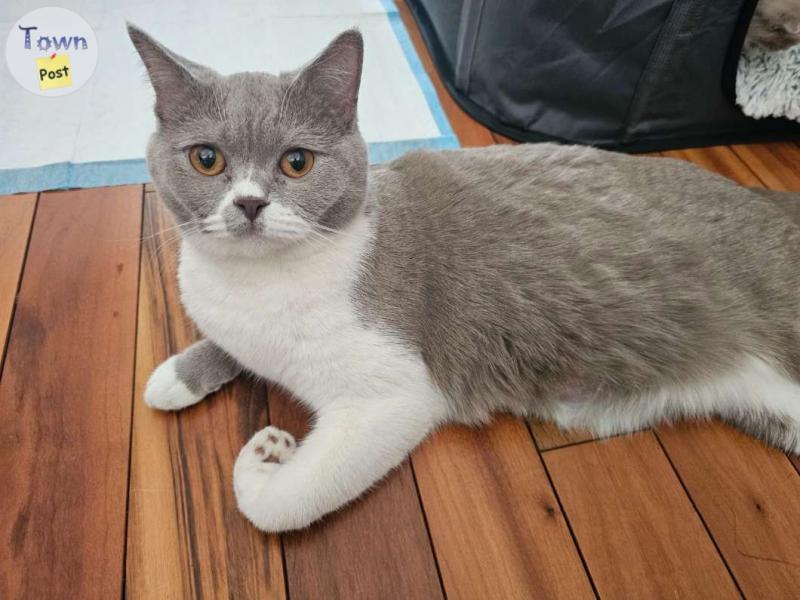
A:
[279,149,314,178]
[189,145,226,176]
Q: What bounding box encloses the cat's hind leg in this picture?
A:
[145,339,242,411]
[715,356,800,455]
[548,355,800,454]
[546,392,665,441]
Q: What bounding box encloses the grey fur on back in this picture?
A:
[357,144,800,423]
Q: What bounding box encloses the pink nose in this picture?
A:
[234,196,268,221]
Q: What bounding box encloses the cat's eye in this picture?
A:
[189,145,226,176]
[279,149,314,178]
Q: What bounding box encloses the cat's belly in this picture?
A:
[177,240,441,411]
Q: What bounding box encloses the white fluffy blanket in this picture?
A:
[736,44,800,121]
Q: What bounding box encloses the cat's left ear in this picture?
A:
[292,29,364,130]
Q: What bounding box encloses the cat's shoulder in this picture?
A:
[372,143,667,185]
[369,143,651,200]
[381,143,606,173]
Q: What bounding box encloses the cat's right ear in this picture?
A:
[127,23,217,122]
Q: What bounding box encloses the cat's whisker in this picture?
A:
[304,228,341,249]
[149,222,200,244]
[265,228,308,239]
[312,223,355,236]
[265,217,316,234]
[311,223,371,244]
[269,218,313,233]
[150,230,190,261]
[132,218,200,244]
[285,208,370,242]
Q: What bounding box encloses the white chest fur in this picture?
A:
[178,216,439,412]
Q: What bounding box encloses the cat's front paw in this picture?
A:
[144,355,203,411]
[233,425,296,503]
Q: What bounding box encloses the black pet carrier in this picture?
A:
[406,0,800,151]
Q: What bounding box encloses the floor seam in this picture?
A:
[525,420,600,599]
[409,457,449,599]
[652,431,746,599]
[121,184,146,600]
[0,193,40,380]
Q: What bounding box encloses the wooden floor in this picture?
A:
[3,4,800,599]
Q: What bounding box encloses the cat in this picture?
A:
[128,25,800,532]
[746,0,800,50]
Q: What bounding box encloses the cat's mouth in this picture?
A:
[201,217,259,237]
[216,224,312,247]
[233,226,261,238]
[197,207,316,248]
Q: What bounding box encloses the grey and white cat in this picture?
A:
[129,26,800,532]
[746,0,800,50]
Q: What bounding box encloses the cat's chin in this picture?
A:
[184,230,306,260]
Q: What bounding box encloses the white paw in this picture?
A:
[233,426,296,509]
[144,355,204,411]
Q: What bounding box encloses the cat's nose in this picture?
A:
[234,196,269,221]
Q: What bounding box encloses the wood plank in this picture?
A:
[530,421,597,451]
[270,386,444,600]
[658,423,800,597]
[0,186,141,599]
[0,194,36,371]
[412,417,594,599]
[730,143,800,191]
[545,432,739,599]
[397,0,495,147]
[791,455,800,476]
[491,132,517,145]
[661,146,762,187]
[125,194,286,599]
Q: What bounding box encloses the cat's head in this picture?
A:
[128,25,368,258]
[746,0,800,51]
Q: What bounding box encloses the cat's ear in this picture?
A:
[293,29,364,130]
[127,23,218,122]
[784,21,800,36]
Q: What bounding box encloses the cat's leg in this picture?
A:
[546,394,658,440]
[548,355,800,454]
[145,339,242,411]
[233,392,446,532]
[715,356,800,455]
[236,425,297,466]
